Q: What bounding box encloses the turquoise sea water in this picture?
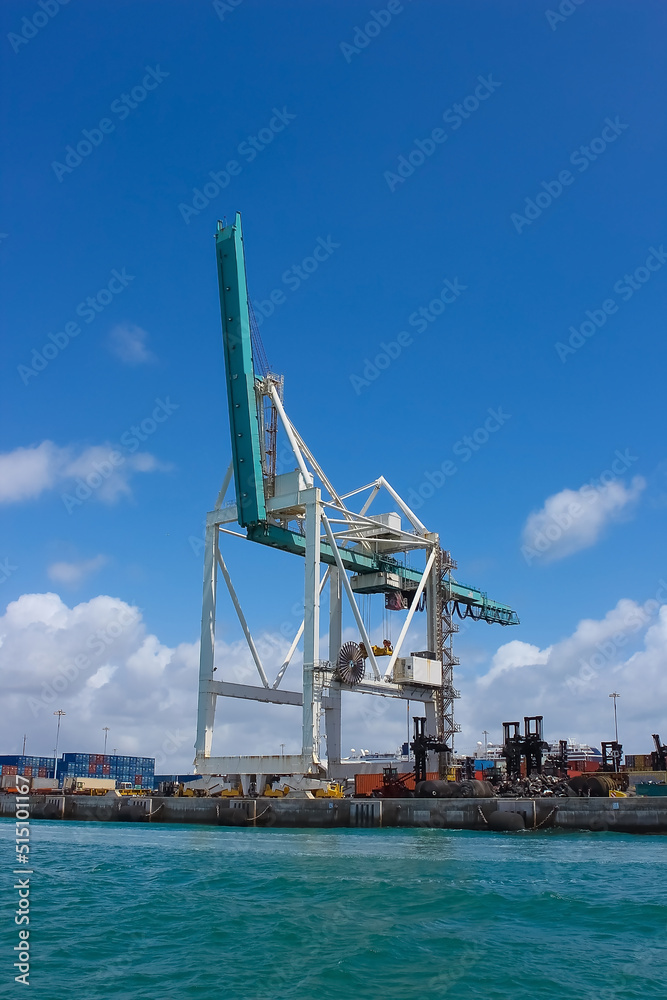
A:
[1,820,666,999]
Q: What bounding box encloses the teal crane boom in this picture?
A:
[215,214,266,527]
[214,213,518,628]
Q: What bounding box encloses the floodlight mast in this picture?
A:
[194,213,519,788]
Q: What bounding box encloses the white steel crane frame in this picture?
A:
[194,394,444,784]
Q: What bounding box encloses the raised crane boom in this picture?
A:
[215,214,266,527]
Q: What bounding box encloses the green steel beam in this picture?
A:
[247,522,408,578]
[246,523,519,625]
[215,214,266,527]
[445,580,519,625]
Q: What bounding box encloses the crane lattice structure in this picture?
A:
[194,214,519,786]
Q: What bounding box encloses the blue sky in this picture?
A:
[1,0,666,765]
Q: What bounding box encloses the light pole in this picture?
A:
[103,727,110,755]
[53,710,66,779]
[482,730,489,758]
[609,692,620,743]
[22,734,27,755]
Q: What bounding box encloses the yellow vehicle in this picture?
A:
[312,782,344,799]
[218,783,243,798]
[118,782,148,796]
[263,784,290,797]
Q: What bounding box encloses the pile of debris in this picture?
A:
[493,774,574,798]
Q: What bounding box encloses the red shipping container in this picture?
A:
[23,767,33,777]
[134,775,142,785]
[38,768,47,777]
[102,765,111,775]
[89,764,96,774]
[2,765,18,775]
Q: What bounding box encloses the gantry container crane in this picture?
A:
[194,213,519,788]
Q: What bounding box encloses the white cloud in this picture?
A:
[521,476,646,563]
[457,588,667,754]
[477,639,550,688]
[0,441,64,503]
[48,555,108,586]
[0,592,306,771]
[108,323,156,366]
[0,441,169,507]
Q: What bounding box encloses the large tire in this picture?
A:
[488,810,526,832]
[415,780,457,798]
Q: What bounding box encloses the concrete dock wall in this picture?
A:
[2,794,667,833]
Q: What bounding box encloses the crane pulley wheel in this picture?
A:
[336,642,365,685]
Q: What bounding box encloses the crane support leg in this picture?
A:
[195,523,218,761]
[302,488,322,766]
[325,567,343,765]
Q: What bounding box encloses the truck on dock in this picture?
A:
[63,777,117,795]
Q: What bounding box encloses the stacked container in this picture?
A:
[56,753,155,787]
[0,755,56,776]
